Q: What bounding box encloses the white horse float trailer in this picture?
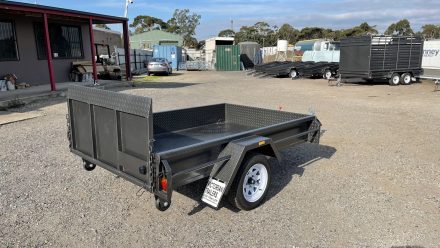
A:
[421,40,440,90]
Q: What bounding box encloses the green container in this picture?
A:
[216,45,240,71]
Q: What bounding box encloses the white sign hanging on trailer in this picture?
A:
[202,178,226,208]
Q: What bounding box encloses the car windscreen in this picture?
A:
[150,58,166,62]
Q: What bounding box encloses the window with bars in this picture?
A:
[34,23,84,59]
[0,20,19,61]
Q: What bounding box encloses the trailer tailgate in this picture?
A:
[67,86,154,190]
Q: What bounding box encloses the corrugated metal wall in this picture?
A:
[216,45,240,71]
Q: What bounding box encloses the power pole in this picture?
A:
[124,0,133,18]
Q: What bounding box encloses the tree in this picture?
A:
[234,22,277,46]
[130,15,168,34]
[218,29,235,37]
[166,9,201,47]
[297,27,327,40]
[421,24,440,39]
[95,24,110,30]
[185,37,199,48]
[342,22,378,38]
[385,19,414,36]
[358,22,378,34]
[234,25,258,43]
[277,23,298,44]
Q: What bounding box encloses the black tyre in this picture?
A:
[401,73,412,85]
[155,196,170,211]
[147,72,151,76]
[389,73,401,86]
[83,160,96,171]
[228,154,271,210]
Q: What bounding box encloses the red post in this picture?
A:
[122,20,131,81]
[89,18,98,83]
[43,13,56,91]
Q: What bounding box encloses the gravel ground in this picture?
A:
[1,71,439,247]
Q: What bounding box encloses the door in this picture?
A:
[216,45,240,71]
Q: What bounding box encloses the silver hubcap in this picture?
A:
[404,75,411,84]
[325,71,332,79]
[392,76,400,84]
[243,163,268,202]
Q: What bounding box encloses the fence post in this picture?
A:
[134,49,137,70]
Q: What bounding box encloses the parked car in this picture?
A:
[147,58,172,76]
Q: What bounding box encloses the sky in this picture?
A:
[13,0,440,39]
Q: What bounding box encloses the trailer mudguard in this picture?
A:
[209,136,280,195]
[308,118,322,144]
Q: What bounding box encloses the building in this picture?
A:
[93,27,122,60]
[0,1,131,90]
[204,37,234,69]
[130,30,183,50]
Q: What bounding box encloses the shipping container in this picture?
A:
[339,35,423,86]
[421,39,440,79]
[216,45,240,71]
[153,45,182,69]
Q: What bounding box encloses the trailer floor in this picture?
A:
[154,122,252,152]
[1,71,439,247]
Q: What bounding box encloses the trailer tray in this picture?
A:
[67,86,322,211]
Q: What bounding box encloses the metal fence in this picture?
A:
[178,61,211,71]
[116,48,153,73]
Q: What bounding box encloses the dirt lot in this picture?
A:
[1,71,439,247]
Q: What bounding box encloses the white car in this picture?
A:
[147,58,172,76]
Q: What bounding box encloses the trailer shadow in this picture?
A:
[116,82,197,90]
[265,143,336,202]
[177,142,337,215]
[340,78,422,86]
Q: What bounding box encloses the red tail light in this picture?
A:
[160,177,168,192]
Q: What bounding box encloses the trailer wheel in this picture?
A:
[401,73,412,85]
[290,69,298,79]
[389,73,401,86]
[323,70,333,80]
[228,154,271,210]
[83,160,96,171]
[155,196,170,211]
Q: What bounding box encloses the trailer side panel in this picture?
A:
[67,86,154,189]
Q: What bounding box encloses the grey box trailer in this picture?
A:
[250,61,339,79]
[339,35,423,86]
[67,86,321,211]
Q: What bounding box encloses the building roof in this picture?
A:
[130,30,182,40]
[93,27,122,35]
[130,30,183,48]
[0,0,127,24]
[205,37,235,42]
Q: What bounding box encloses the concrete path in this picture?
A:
[0,80,131,110]
[0,111,42,125]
